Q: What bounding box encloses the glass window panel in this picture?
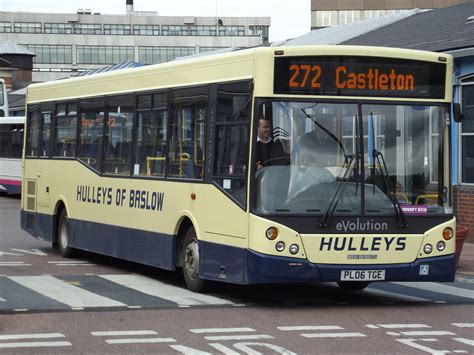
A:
[103,105,134,175]
[78,110,105,171]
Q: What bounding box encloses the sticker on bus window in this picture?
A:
[401,204,428,215]
[223,179,231,190]
[228,165,234,175]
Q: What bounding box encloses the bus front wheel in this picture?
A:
[182,227,207,292]
[57,209,75,258]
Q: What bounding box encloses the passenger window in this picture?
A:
[103,95,134,175]
[53,102,78,158]
[26,105,40,157]
[39,109,52,158]
[135,93,168,177]
[78,98,105,172]
[169,86,208,179]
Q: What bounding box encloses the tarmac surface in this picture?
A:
[457,241,474,275]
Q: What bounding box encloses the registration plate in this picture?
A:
[340,269,386,281]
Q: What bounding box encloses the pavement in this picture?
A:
[457,241,474,275]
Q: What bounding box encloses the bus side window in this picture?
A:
[103,95,134,176]
[78,98,106,172]
[135,92,168,177]
[26,106,40,157]
[212,80,252,208]
[169,86,208,180]
[39,108,52,158]
[53,102,77,158]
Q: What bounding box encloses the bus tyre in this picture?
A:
[182,227,207,292]
[57,209,74,258]
[337,281,370,291]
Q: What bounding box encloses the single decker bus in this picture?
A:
[21,46,457,291]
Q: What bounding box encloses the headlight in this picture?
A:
[436,241,446,252]
[289,244,299,255]
[266,227,278,240]
[442,227,453,240]
[275,241,285,252]
[423,244,433,254]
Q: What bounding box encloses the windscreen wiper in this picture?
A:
[319,152,361,227]
[372,149,407,227]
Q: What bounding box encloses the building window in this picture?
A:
[23,44,72,64]
[77,45,134,64]
[196,25,217,36]
[0,22,12,33]
[103,24,131,35]
[218,25,245,36]
[73,23,101,35]
[461,82,474,183]
[138,46,195,64]
[162,25,188,36]
[133,25,160,35]
[199,46,225,53]
[249,25,269,43]
[13,22,42,33]
[44,23,73,34]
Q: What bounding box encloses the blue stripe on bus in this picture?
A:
[21,210,176,271]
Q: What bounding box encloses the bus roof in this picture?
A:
[26,45,452,104]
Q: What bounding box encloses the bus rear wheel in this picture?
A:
[182,227,207,292]
[337,281,370,291]
[57,209,75,258]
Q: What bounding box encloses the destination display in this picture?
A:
[274,56,446,98]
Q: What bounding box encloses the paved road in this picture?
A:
[1,195,473,353]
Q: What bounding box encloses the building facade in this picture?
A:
[0,3,270,81]
[311,0,473,29]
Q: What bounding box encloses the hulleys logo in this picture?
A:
[336,218,388,232]
[319,236,407,252]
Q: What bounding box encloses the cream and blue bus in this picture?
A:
[21,46,457,291]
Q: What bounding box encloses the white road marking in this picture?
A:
[453,338,474,346]
[8,276,126,308]
[452,323,474,328]
[191,328,255,334]
[366,288,431,302]
[204,335,274,341]
[92,330,158,336]
[396,338,450,354]
[10,248,47,256]
[99,274,232,306]
[395,282,474,300]
[208,343,240,355]
[375,324,431,329]
[397,331,456,336]
[0,262,31,266]
[47,261,95,266]
[105,338,176,344]
[278,325,343,331]
[0,297,5,302]
[0,333,65,340]
[0,341,72,348]
[302,332,366,338]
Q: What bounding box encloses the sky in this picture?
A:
[0,0,310,42]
